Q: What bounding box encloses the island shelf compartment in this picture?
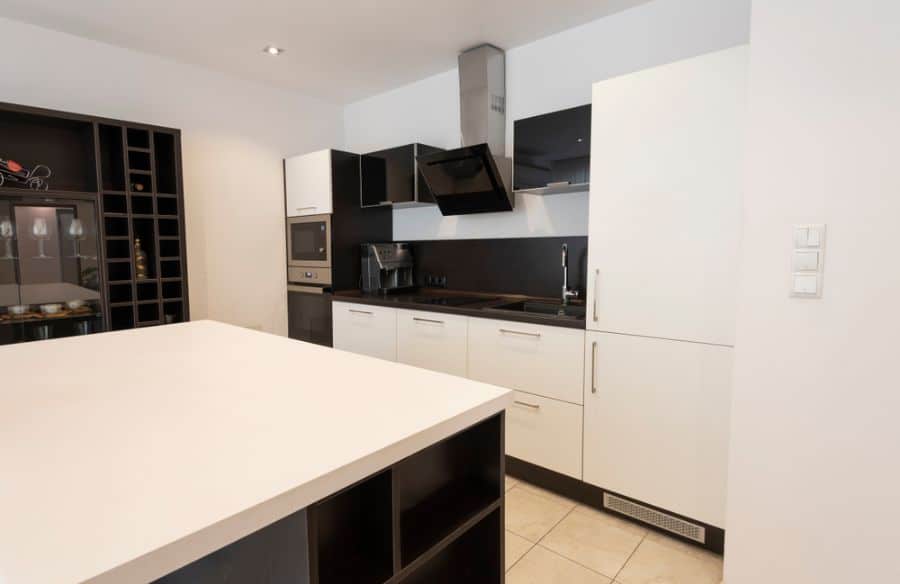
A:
[397,507,502,584]
[394,414,502,567]
[308,470,394,584]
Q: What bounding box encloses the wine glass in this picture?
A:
[32,217,53,259]
[0,216,16,260]
[67,218,93,259]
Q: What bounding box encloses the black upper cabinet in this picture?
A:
[513,104,591,194]
[361,143,442,208]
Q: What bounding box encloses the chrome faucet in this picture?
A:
[561,243,580,306]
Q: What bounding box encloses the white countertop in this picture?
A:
[0,321,512,584]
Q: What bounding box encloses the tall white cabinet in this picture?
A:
[584,46,747,529]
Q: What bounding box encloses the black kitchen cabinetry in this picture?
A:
[287,289,332,347]
[513,104,591,195]
[361,143,443,208]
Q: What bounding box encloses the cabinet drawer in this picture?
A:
[506,391,583,479]
[467,318,585,404]
[332,302,397,361]
[397,310,468,376]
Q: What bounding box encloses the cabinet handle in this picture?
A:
[591,341,598,394]
[296,206,317,211]
[593,269,599,322]
[413,317,444,325]
[499,328,541,339]
[349,309,373,316]
[513,400,541,410]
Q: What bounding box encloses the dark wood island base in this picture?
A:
[155,413,505,584]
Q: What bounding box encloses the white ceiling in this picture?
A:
[0,0,649,103]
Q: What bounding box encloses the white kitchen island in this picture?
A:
[0,321,512,584]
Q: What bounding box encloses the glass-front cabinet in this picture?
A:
[0,196,104,344]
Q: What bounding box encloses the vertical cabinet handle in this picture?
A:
[591,341,598,394]
[593,269,599,322]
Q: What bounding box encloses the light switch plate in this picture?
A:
[792,274,819,295]
[792,250,819,272]
[791,224,826,298]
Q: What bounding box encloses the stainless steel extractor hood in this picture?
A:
[417,44,514,215]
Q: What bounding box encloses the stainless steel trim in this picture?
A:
[288,266,332,286]
[286,214,332,269]
[593,269,599,322]
[349,309,373,315]
[413,317,444,325]
[288,284,325,294]
[513,400,541,410]
[591,341,598,394]
[499,328,541,339]
[514,182,590,197]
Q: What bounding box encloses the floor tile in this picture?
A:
[515,480,578,508]
[541,505,646,578]
[505,486,575,542]
[505,475,519,492]
[506,530,533,571]
[616,533,723,584]
[507,545,613,584]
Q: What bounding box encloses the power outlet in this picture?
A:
[424,275,448,288]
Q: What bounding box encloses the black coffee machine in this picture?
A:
[360,243,414,294]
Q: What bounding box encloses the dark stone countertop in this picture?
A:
[332,288,586,330]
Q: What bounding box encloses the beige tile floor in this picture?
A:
[504,475,723,584]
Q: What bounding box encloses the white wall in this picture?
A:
[725,1,900,582]
[344,0,750,240]
[0,18,343,335]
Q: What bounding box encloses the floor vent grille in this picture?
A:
[603,493,706,544]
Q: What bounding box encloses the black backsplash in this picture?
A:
[408,236,588,298]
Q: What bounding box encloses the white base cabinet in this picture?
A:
[583,331,733,528]
[332,301,397,361]
[397,309,468,376]
[467,317,585,405]
[506,391,583,479]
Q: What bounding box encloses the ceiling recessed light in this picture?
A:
[263,45,284,56]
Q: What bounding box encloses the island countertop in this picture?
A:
[0,321,513,584]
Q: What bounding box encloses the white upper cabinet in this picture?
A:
[586,46,748,346]
[285,149,334,216]
[583,331,733,528]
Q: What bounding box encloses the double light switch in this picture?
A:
[791,224,826,298]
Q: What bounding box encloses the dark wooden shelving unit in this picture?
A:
[1,101,189,340]
[308,414,504,584]
[97,120,189,329]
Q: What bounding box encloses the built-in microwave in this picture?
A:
[287,214,331,268]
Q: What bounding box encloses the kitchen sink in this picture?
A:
[486,300,586,319]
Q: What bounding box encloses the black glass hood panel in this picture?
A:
[416,144,514,215]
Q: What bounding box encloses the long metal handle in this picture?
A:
[513,400,541,410]
[593,269,599,322]
[591,341,598,394]
[413,317,444,325]
[499,328,541,339]
[349,309,373,315]
[296,205,317,211]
